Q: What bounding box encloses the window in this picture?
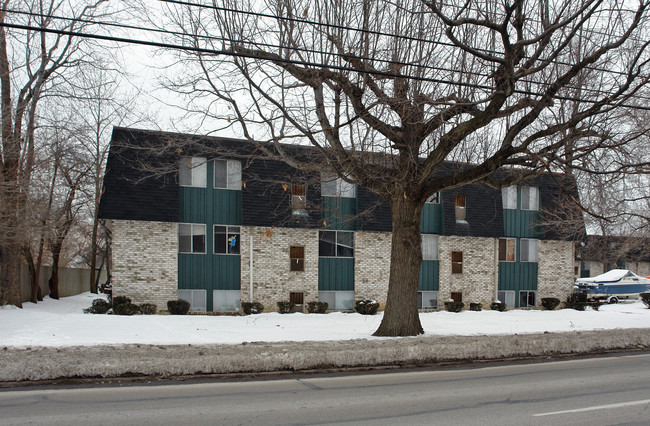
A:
[455,196,466,221]
[521,186,539,210]
[497,290,515,308]
[451,251,463,274]
[581,260,590,276]
[214,225,240,255]
[422,234,439,261]
[321,173,356,198]
[214,159,241,190]
[178,224,206,253]
[520,239,538,262]
[291,184,307,215]
[319,291,354,310]
[425,192,440,204]
[499,238,516,262]
[290,246,305,271]
[502,186,517,209]
[418,291,438,309]
[179,157,206,187]
[213,290,240,312]
[319,230,354,258]
[178,289,207,312]
[450,292,463,303]
[289,291,304,305]
[519,290,536,308]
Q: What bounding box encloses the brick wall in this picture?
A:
[108,219,178,311]
[538,240,575,304]
[240,226,319,311]
[355,231,392,304]
[439,236,498,308]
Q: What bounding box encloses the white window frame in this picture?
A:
[455,196,466,222]
[318,291,354,310]
[499,238,516,262]
[425,192,440,204]
[179,157,207,188]
[321,173,356,198]
[521,186,539,211]
[178,289,207,312]
[422,234,439,261]
[497,290,515,308]
[502,186,517,209]
[178,223,206,254]
[213,289,241,312]
[213,159,241,190]
[213,225,241,255]
[520,238,538,262]
[519,290,536,308]
[418,291,438,309]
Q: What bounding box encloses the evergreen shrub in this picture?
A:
[83,298,111,314]
[490,301,506,312]
[541,297,561,310]
[469,302,482,311]
[167,299,191,315]
[566,293,588,311]
[139,303,158,315]
[307,301,328,313]
[277,300,295,313]
[640,292,650,309]
[355,300,379,315]
[444,301,464,312]
[112,296,131,307]
[241,302,264,315]
[113,302,142,315]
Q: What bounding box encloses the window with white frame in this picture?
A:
[178,223,206,253]
[521,186,539,210]
[179,157,207,187]
[318,291,354,310]
[425,192,440,204]
[214,225,240,255]
[519,290,536,307]
[319,230,354,258]
[499,238,516,262]
[178,289,206,312]
[502,186,517,209]
[213,159,241,190]
[418,291,438,309]
[497,290,515,308]
[422,234,439,261]
[520,238,538,262]
[321,173,356,198]
[291,184,308,215]
[213,289,240,312]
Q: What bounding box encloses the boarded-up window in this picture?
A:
[451,292,463,303]
[499,238,516,262]
[455,196,466,221]
[451,251,463,274]
[290,246,305,271]
[290,292,304,305]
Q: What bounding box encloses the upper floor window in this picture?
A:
[214,159,241,190]
[291,184,308,215]
[521,186,539,211]
[319,230,354,258]
[502,186,517,209]
[455,196,466,221]
[178,223,206,253]
[425,192,440,204]
[499,238,516,262]
[520,238,538,262]
[179,157,206,187]
[214,225,240,255]
[321,173,356,198]
[422,234,439,261]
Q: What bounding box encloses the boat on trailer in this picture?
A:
[575,269,650,303]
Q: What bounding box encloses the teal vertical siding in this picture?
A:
[322,196,356,230]
[503,209,542,238]
[418,260,439,291]
[421,203,444,234]
[178,161,243,311]
[318,258,354,290]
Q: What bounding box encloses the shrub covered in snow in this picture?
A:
[139,303,158,315]
[307,301,328,313]
[277,301,295,313]
[355,300,379,315]
[444,301,464,312]
[241,302,264,315]
[640,292,650,309]
[469,303,482,311]
[83,298,111,314]
[541,297,561,310]
[113,302,142,315]
[490,301,506,312]
[167,300,191,315]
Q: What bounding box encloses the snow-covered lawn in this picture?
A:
[1,292,649,348]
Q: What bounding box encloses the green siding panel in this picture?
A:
[178,254,240,311]
[503,209,543,238]
[322,197,357,230]
[318,257,354,290]
[421,203,444,234]
[418,260,439,291]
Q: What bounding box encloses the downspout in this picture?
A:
[494,238,499,301]
[249,234,254,303]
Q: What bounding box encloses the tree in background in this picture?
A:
[154,0,650,336]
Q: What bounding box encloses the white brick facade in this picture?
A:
[538,240,575,304]
[108,219,178,311]
[354,231,392,304]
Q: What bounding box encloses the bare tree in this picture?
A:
[0,0,109,306]
[153,0,650,335]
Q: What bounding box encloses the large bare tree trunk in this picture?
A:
[0,247,22,307]
[374,196,424,336]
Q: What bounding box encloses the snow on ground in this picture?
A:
[1,292,649,348]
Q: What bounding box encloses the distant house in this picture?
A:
[98,127,583,313]
[578,235,650,278]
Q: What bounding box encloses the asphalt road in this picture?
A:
[1,353,650,425]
